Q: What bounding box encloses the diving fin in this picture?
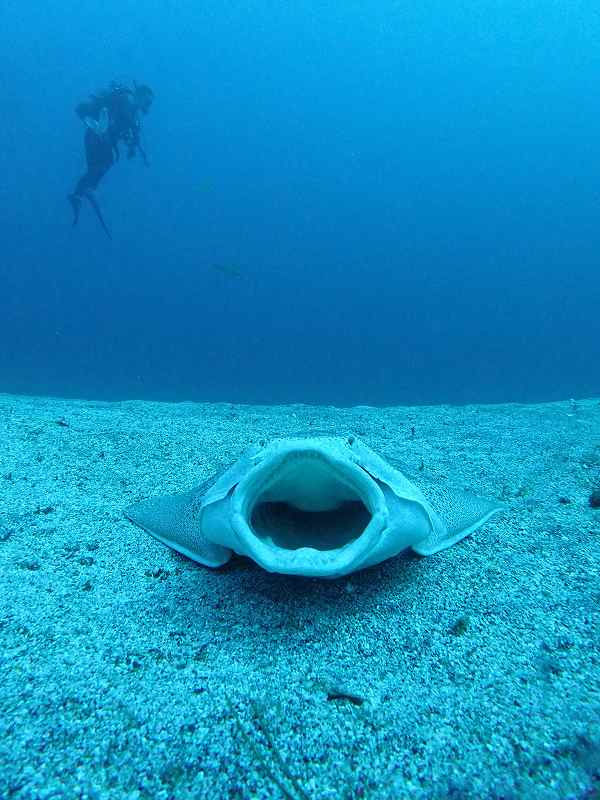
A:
[68,193,82,227]
[83,191,112,239]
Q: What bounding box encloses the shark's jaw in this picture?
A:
[230,446,387,577]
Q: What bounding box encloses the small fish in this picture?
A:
[211,263,243,279]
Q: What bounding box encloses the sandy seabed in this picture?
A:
[0,392,599,800]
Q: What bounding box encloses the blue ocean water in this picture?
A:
[1,1,599,406]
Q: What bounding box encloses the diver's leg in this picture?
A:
[85,130,114,186]
[68,130,114,228]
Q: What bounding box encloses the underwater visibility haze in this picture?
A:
[2,5,600,799]
[1,0,600,405]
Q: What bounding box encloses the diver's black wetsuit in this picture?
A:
[74,128,115,196]
[69,82,150,237]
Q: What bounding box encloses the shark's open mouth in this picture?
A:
[231,448,386,575]
[250,499,371,550]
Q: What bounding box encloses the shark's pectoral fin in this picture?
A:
[124,492,232,568]
[412,484,502,555]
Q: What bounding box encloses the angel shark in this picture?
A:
[124,435,502,578]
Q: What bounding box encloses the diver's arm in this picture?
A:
[126,123,149,165]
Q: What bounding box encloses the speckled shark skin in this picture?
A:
[124,435,502,578]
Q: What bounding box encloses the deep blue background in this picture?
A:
[2,1,599,405]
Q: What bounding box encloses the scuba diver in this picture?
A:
[68,81,154,238]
